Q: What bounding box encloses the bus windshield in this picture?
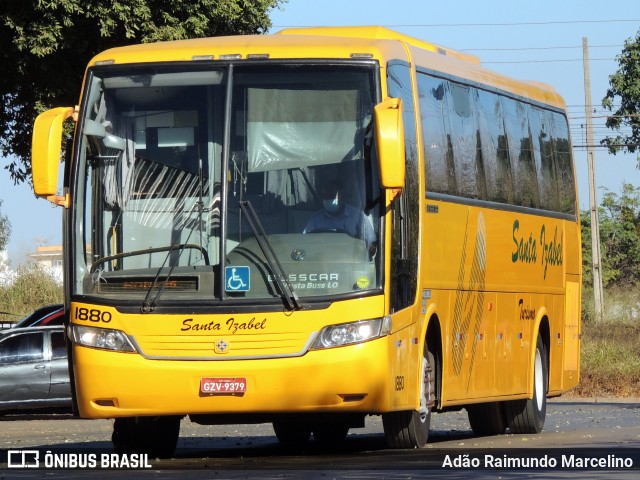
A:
[72,63,381,306]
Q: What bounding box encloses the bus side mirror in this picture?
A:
[32,107,76,205]
[374,97,405,191]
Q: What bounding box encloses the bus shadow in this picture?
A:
[171,428,476,459]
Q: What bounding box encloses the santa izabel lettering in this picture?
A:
[181,317,267,333]
[512,219,563,279]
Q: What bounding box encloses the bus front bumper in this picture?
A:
[72,338,392,418]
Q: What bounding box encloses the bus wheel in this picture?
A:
[504,334,548,434]
[272,421,311,443]
[467,402,506,435]
[382,346,435,448]
[112,416,181,459]
[312,423,350,444]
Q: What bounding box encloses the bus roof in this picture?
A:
[88,30,407,66]
[87,26,565,110]
[276,26,481,65]
[89,25,477,66]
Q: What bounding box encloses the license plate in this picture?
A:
[200,377,247,394]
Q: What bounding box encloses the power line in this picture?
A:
[484,58,617,64]
[570,113,640,120]
[275,19,640,28]
[388,19,640,27]
[567,108,621,112]
[462,44,622,52]
[567,104,623,108]
[574,144,640,149]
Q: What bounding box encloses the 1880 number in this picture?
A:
[74,307,112,323]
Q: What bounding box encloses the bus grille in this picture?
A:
[131,330,314,360]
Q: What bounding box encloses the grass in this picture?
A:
[574,321,640,397]
[0,263,63,321]
[576,287,640,398]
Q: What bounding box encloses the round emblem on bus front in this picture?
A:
[214,338,230,354]
[291,249,306,261]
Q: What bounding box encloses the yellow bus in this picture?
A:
[31,26,581,456]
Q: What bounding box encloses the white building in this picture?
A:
[29,245,64,284]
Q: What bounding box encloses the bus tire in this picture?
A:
[467,402,506,436]
[272,421,311,443]
[504,334,548,434]
[112,416,181,459]
[382,346,435,448]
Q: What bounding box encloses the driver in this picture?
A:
[303,180,376,248]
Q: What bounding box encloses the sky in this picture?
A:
[1,0,639,262]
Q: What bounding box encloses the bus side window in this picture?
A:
[475,89,513,204]
[418,74,457,196]
[552,113,576,214]
[387,62,419,310]
[530,107,560,212]
[503,99,539,209]
[448,83,487,200]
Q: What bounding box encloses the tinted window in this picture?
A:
[552,113,576,214]
[13,304,62,328]
[0,332,44,363]
[51,331,67,360]
[388,62,419,309]
[418,75,455,195]
[449,83,486,199]
[476,89,512,203]
[529,107,559,211]
[418,71,576,215]
[503,100,538,208]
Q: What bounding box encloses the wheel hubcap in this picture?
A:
[534,348,543,411]
[419,354,434,423]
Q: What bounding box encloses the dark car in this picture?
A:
[12,304,64,329]
[0,325,71,413]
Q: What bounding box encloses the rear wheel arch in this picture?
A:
[537,316,551,374]
[531,314,551,399]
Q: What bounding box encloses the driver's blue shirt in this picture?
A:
[303,204,376,246]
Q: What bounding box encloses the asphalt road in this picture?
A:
[0,397,638,479]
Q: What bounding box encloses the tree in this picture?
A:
[0,199,10,252]
[582,183,640,288]
[601,29,640,159]
[0,0,286,183]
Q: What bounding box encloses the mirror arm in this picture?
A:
[46,193,70,208]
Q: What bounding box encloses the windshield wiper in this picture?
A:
[140,244,192,313]
[140,199,208,313]
[238,200,302,311]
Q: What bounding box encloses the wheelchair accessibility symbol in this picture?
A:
[225,266,250,292]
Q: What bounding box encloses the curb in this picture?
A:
[549,396,640,404]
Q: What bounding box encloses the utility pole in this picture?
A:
[583,36,605,322]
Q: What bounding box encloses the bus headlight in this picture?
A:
[311,316,392,349]
[69,325,136,353]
